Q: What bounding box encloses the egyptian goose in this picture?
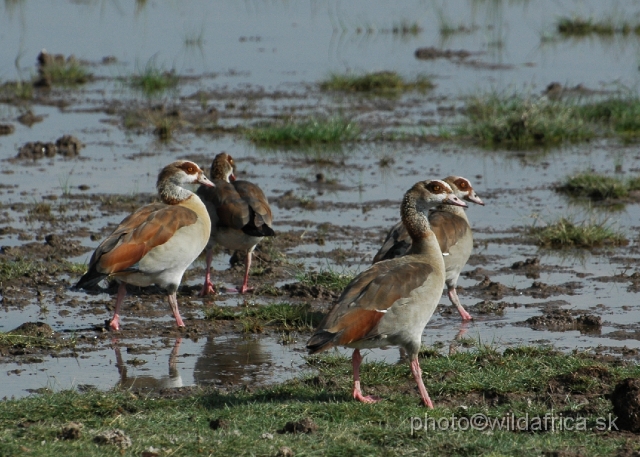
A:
[75,161,214,330]
[196,152,275,295]
[372,176,484,321]
[307,180,467,408]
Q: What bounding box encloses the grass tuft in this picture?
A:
[531,216,627,248]
[204,302,323,332]
[557,16,640,37]
[320,71,434,94]
[457,94,593,147]
[556,171,640,201]
[295,269,355,292]
[37,59,92,86]
[245,116,359,145]
[128,62,179,96]
[457,92,640,147]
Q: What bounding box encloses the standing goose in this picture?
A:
[75,161,214,330]
[197,152,275,295]
[372,176,484,321]
[307,180,467,408]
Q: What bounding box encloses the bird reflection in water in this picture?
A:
[113,338,183,390]
[193,335,274,387]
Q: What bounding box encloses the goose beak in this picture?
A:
[465,192,484,206]
[444,194,467,208]
[198,174,215,188]
[229,173,237,182]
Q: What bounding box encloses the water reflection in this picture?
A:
[113,338,183,390]
[193,335,277,386]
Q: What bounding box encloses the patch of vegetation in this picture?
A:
[457,93,640,147]
[128,62,179,96]
[296,269,355,292]
[531,216,627,248]
[457,93,594,147]
[37,59,91,86]
[0,259,45,281]
[556,171,640,201]
[245,116,359,145]
[0,346,637,456]
[0,81,33,100]
[557,16,640,37]
[576,97,640,140]
[204,302,323,332]
[320,71,433,94]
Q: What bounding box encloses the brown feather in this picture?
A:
[428,210,469,254]
[92,204,198,275]
[311,259,434,350]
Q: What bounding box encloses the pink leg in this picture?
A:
[169,338,182,378]
[109,283,127,331]
[199,249,217,296]
[410,358,434,409]
[167,292,185,327]
[448,286,472,321]
[352,349,381,404]
[238,251,254,294]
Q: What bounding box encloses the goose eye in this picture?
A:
[187,166,194,173]
[433,185,441,192]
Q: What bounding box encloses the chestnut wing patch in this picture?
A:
[93,203,198,274]
[311,260,433,349]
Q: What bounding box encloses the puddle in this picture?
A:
[2,0,640,399]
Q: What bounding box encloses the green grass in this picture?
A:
[37,60,92,86]
[556,171,640,201]
[320,71,434,94]
[204,302,323,332]
[531,216,627,248]
[576,97,640,140]
[456,93,594,147]
[0,345,637,456]
[557,16,640,37]
[245,117,359,145]
[0,259,45,281]
[295,269,355,292]
[128,62,179,96]
[457,93,640,147]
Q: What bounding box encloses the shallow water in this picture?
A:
[2,0,640,399]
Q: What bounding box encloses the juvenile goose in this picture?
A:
[75,161,214,330]
[372,176,484,321]
[307,180,467,408]
[197,152,275,295]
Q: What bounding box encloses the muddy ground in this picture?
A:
[2,49,640,399]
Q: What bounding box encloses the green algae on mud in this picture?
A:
[0,345,638,456]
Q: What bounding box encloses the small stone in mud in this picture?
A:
[277,447,294,457]
[278,417,317,434]
[0,124,15,135]
[17,141,57,160]
[611,378,640,432]
[576,314,601,328]
[17,111,44,126]
[414,46,471,60]
[59,422,83,440]
[469,300,515,315]
[9,322,54,338]
[93,429,132,449]
[209,418,229,430]
[55,135,83,156]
